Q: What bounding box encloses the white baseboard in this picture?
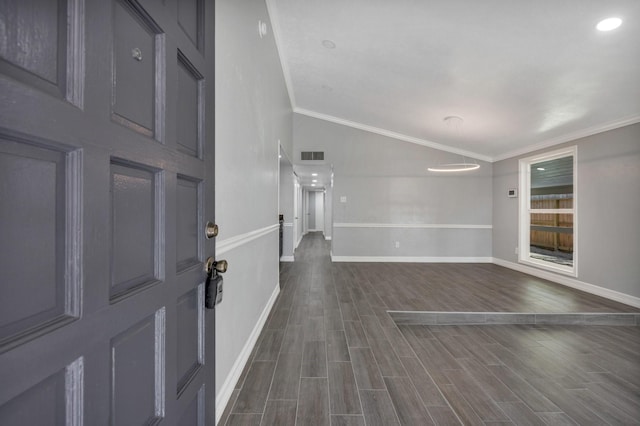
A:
[492,257,640,309]
[280,256,295,262]
[331,255,493,263]
[215,283,280,424]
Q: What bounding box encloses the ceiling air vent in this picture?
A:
[301,151,324,161]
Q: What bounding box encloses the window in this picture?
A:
[519,146,577,276]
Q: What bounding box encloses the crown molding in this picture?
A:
[493,115,640,162]
[294,108,493,163]
[265,0,639,165]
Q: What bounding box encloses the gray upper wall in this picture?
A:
[294,114,493,258]
[216,0,292,238]
[215,0,293,401]
[493,123,640,298]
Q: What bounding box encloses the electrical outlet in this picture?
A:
[395,241,400,249]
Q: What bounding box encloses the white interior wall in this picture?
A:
[293,114,493,261]
[215,0,293,420]
[315,191,325,233]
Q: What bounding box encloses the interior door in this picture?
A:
[0,0,217,424]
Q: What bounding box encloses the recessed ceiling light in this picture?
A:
[312,179,317,183]
[311,184,316,187]
[322,39,336,49]
[596,17,622,31]
[311,173,318,176]
[536,167,545,171]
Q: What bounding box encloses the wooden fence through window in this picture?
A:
[530,198,573,253]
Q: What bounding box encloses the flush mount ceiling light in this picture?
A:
[322,39,336,49]
[596,17,622,31]
[311,173,318,176]
[428,163,480,172]
[427,116,480,173]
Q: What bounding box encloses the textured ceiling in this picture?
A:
[267,0,640,162]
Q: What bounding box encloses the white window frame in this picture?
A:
[518,146,578,277]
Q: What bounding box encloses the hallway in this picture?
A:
[219,232,640,425]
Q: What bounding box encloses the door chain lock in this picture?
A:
[205,257,227,309]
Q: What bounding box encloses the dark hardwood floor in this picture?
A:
[219,232,640,425]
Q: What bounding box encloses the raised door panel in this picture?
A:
[0,0,65,97]
[110,159,162,301]
[112,0,164,139]
[177,387,204,426]
[0,357,83,425]
[176,175,200,272]
[0,133,80,349]
[111,309,165,426]
[0,368,65,424]
[176,285,204,395]
[176,51,203,158]
[177,0,203,51]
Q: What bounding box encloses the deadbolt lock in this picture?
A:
[205,222,218,239]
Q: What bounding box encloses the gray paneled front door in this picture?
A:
[0,0,216,424]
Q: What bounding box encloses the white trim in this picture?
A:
[295,108,492,163]
[280,256,295,262]
[264,0,296,107]
[308,228,322,232]
[216,224,279,255]
[283,222,293,227]
[334,222,492,229]
[215,283,280,424]
[529,209,574,215]
[331,255,493,263]
[518,146,578,277]
[494,115,640,162]
[492,258,640,309]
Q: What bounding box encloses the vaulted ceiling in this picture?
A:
[267,0,640,162]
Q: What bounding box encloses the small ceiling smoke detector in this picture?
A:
[596,17,622,31]
[258,20,268,38]
[322,39,336,49]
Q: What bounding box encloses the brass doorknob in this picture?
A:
[205,257,228,274]
[214,259,228,273]
[205,222,218,239]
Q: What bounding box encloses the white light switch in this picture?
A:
[340,196,347,203]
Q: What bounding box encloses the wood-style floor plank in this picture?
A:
[350,347,386,390]
[220,233,640,426]
[360,390,401,426]
[232,361,276,413]
[260,400,296,426]
[384,377,435,425]
[301,340,327,378]
[296,378,330,426]
[328,361,362,415]
[330,415,366,426]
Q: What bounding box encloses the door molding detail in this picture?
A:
[216,224,279,255]
[334,222,492,229]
